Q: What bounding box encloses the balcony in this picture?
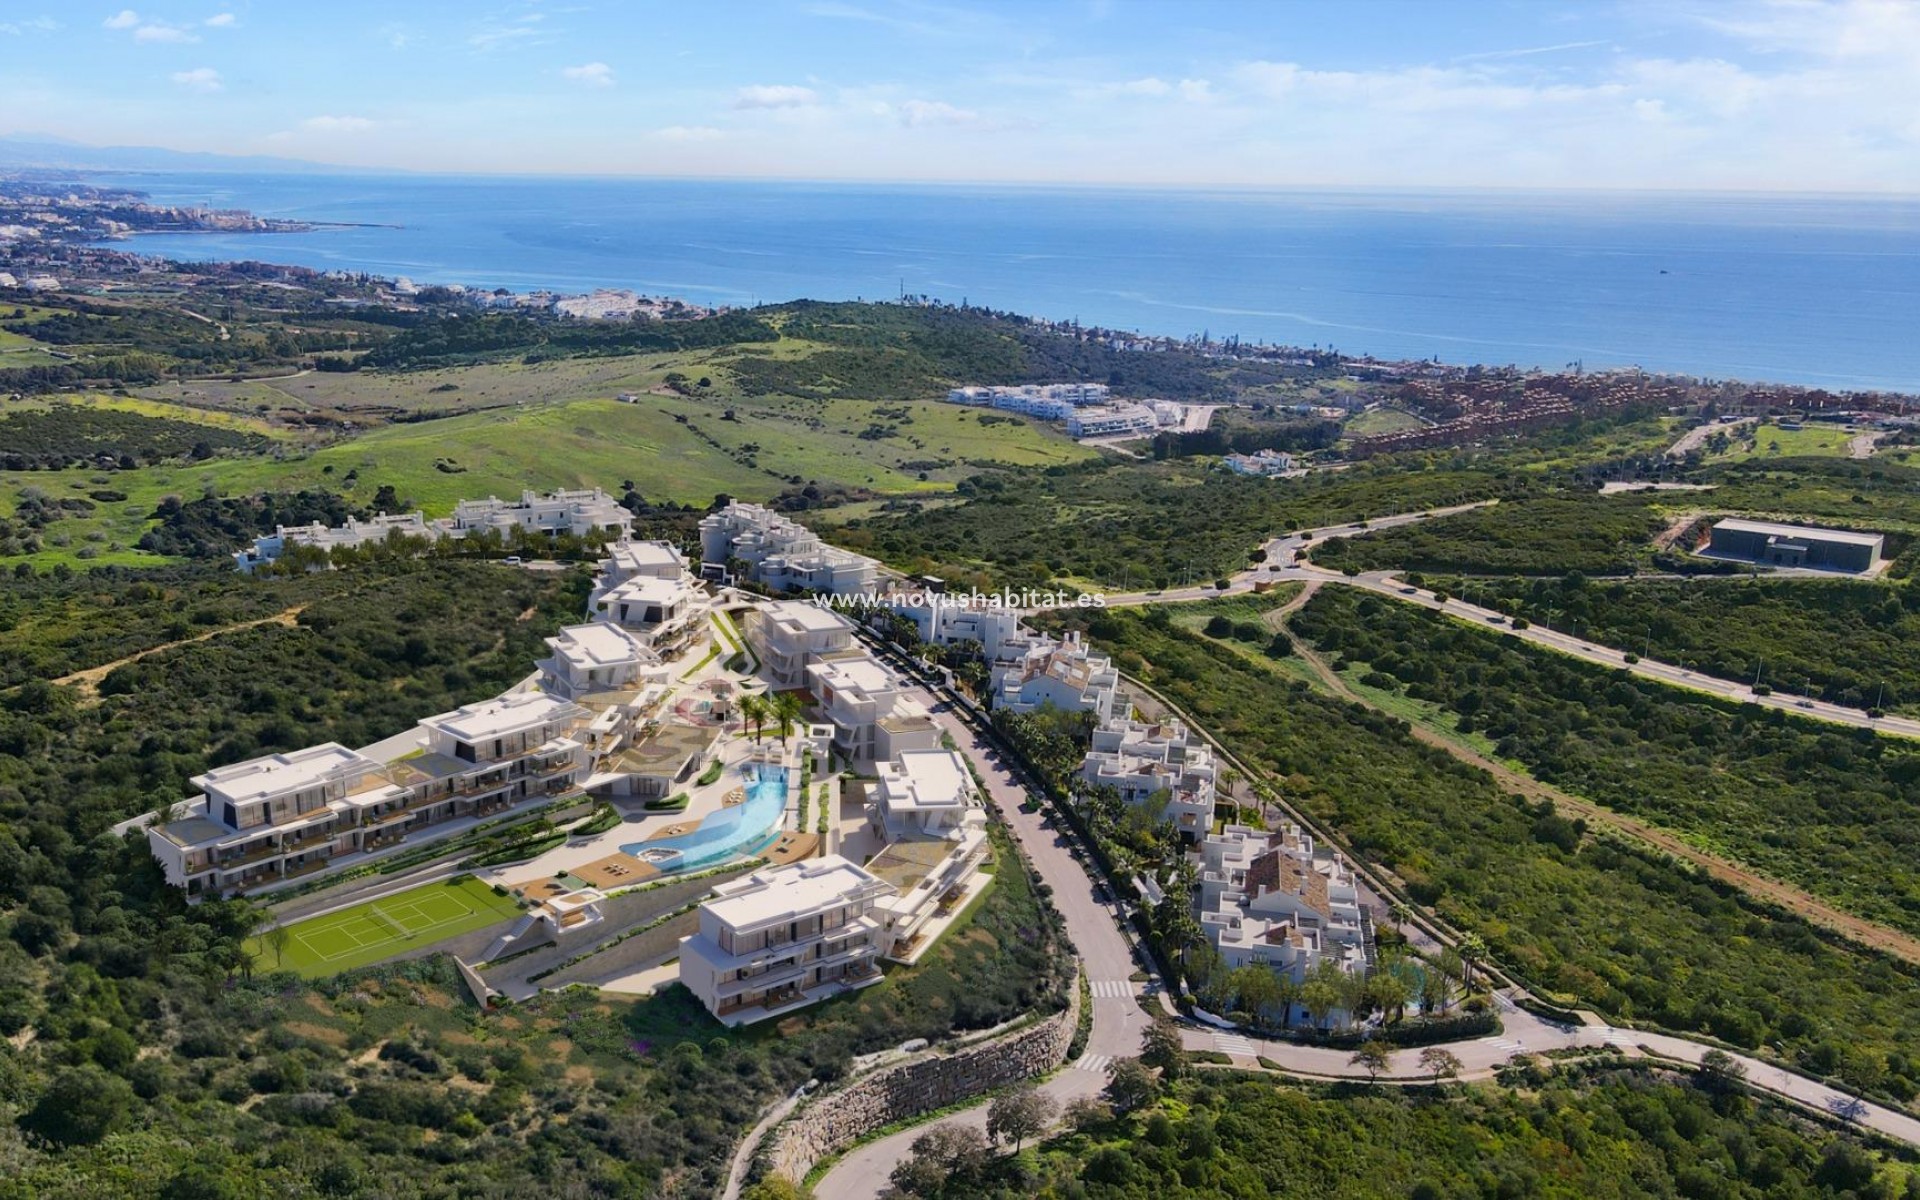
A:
[280,827,338,854]
[280,856,333,880]
[215,840,285,869]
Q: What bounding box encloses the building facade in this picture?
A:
[1080,716,1218,843]
[698,501,879,595]
[1706,517,1884,573]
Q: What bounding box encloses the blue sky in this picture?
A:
[5,0,1919,189]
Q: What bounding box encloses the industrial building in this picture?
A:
[1706,518,1884,573]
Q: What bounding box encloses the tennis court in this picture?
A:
[254,877,523,978]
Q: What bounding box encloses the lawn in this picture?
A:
[1710,423,1855,463]
[251,876,523,978]
[1343,407,1426,438]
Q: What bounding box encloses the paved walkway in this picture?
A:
[811,675,1147,1200]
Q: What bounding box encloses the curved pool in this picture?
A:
[620,763,788,873]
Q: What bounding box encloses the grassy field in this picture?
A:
[1710,422,1856,463]
[250,876,523,978]
[1343,407,1426,437]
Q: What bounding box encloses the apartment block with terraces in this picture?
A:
[1080,715,1219,843]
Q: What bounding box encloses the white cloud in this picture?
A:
[899,98,979,127]
[203,12,234,27]
[1116,77,1171,96]
[733,84,818,109]
[0,15,58,34]
[561,61,614,87]
[652,125,726,142]
[302,115,378,133]
[170,66,221,92]
[103,9,139,29]
[107,11,200,43]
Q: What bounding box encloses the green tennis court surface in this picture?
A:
[251,877,523,978]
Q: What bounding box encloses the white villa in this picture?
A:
[598,539,690,585]
[1198,823,1372,1024]
[806,649,942,767]
[678,855,891,1025]
[1224,449,1298,477]
[886,596,1033,665]
[864,749,990,963]
[699,501,880,595]
[593,575,709,658]
[994,631,1119,723]
[234,488,634,572]
[537,623,664,701]
[1081,716,1218,843]
[747,600,858,689]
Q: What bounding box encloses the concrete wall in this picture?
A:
[761,989,1079,1184]
[540,909,700,988]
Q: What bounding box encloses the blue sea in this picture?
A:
[88,173,1920,391]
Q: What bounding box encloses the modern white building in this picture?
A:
[234,512,434,572]
[747,600,858,689]
[447,488,633,540]
[598,539,689,585]
[677,855,891,1025]
[593,575,709,658]
[994,631,1119,723]
[864,749,991,963]
[1224,449,1298,477]
[945,383,1111,415]
[885,595,1032,664]
[1198,824,1372,1026]
[807,650,942,766]
[1067,403,1159,439]
[1080,716,1218,843]
[537,622,663,701]
[698,501,880,595]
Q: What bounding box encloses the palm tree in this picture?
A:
[771,692,804,748]
[739,694,767,744]
[1456,933,1487,992]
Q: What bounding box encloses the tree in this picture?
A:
[1697,1048,1748,1095]
[1456,933,1488,991]
[741,1178,813,1200]
[1228,965,1283,1028]
[1062,1096,1113,1131]
[739,693,767,743]
[1141,1019,1188,1078]
[17,1066,135,1147]
[890,1123,990,1196]
[1350,1040,1393,1084]
[1300,977,1340,1031]
[1103,1057,1160,1113]
[986,1082,1056,1153]
[1419,1046,1463,1087]
[263,922,291,969]
[771,691,804,748]
[1368,970,1411,1024]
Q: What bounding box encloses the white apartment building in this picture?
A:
[886,596,1033,665]
[1080,716,1218,843]
[865,749,990,963]
[698,501,879,595]
[1067,403,1160,439]
[537,622,663,701]
[598,539,689,586]
[234,512,434,572]
[945,383,1111,414]
[143,693,593,898]
[678,855,891,1025]
[747,600,858,689]
[1224,449,1298,477]
[994,631,1119,723]
[1198,824,1372,1025]
[593,575,709,658]
[807,650,942,766]
[447,488,633,539]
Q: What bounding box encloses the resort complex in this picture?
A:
[233,487,635,571]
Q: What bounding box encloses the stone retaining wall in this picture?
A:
[762,988,1079,1184]
[539,908,700,988]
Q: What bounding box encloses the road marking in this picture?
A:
[1487,1038,1529,1053]
[1213,1033,1256,1057]
[1089,979,1133,999]
[1599,1028,1638,1045]
[1076,1054,1112,1074]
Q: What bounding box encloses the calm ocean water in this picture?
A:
[90,173,1920,391]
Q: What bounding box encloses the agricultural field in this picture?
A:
[1710,421,1859,463]
[249,877,523,978]
[1342,406,1426,438]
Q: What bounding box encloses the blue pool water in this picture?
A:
[621,763,787,872]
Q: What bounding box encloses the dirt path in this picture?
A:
[53,605,307,701]
[1277,619,1920,967]
[1261,578,1320,630]
[1851,431,1888,459]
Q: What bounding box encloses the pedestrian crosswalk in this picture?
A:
[1089,979,1133,999]
[1076,1054,1113,1074]
[1598,1027,1638,1046]
[1213,1033,1256,1057]
[1486,1038,1530,1054]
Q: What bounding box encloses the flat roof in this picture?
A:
[193,742,379,804]
[761,600,855,635]
[876,749,972,811]
[703,854,886,929]
[609,540,685,569]
[809,653,898,695]
[422,692,582,742]
[1712,517,1884,548]
[549,622,651,667]
[606,575,696,605]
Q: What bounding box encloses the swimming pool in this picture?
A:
[619,763,788,873]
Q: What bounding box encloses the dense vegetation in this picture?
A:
[0,405,270,471]
[358,310,779,370]
[1311,494,1670,576]
[134,490,370,559]
[0,560,1070,1195]
[1440,574,1920,713]
[837,461,1524,590]
[1706,457,1920,530]
[893,1071,1919,1199]
[1058,603,1920,1104]
[1292,586,1920,938]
